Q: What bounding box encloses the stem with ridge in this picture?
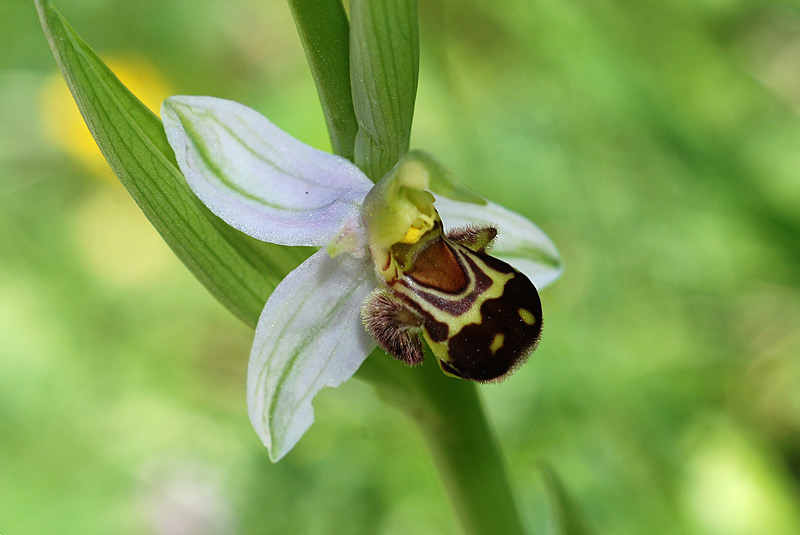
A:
[288,1,528,533]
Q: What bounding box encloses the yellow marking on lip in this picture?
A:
[518,308,537,325]
[490,333,505,355]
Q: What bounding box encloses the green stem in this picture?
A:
[358,353,528,535]
[286,0,358,160]
[288,1,527,533]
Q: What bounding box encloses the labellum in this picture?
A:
[361,157,543,382]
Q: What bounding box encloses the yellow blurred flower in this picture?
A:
[39,54,171,180]
[71,187,178,287]
[39,54,178,285]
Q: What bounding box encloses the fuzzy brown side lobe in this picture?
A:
[446,225,498,253]
[362,291,425,365]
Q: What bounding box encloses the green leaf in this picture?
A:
[541,465,596,535]
[287,0,357,160]
[35,0,308,328]
[350,0,420,181]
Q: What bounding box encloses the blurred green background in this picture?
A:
[3,0,800,533]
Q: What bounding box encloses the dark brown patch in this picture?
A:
[394,292,451,343]
[446,270,542,382]
[423,316,450,342]
[406,238,467,293]
[404,251,493,316]
[478,250,517,275]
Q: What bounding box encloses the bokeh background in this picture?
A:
[3,0,800,533]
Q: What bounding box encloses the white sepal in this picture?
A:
[162,96,372,246]
[247,248,376,461]
[435,197,563,289]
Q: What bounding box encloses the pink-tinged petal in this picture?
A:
[162,96,372,246]
[435,197,563,289]
[247,249,376,461]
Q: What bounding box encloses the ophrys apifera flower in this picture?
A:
[161,96,562,461]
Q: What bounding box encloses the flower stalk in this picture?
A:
[286,0,357,160]
[289,0,532,533]
[359,355,527,535]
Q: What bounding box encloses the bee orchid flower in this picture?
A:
[161,96,562,461]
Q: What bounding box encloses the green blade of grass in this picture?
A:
[542,465,596,535]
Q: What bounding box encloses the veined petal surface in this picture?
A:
[247,249,376,461]
[435,197,563,289]
[162,96,373,246]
